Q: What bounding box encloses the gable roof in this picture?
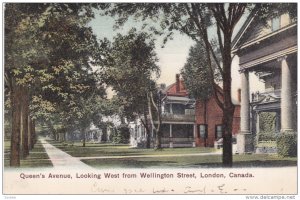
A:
[232,10,297,54]
[232,11,256,51]
[162,79,188,97]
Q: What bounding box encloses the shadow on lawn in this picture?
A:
[82,158,297,169]
[192,160,297,168]
[82,158,177,168]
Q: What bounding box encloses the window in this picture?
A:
[215,125,223,139]
[199,124,208,139]
[271,17,280,31]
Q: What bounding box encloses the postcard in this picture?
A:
[2,2,298,198]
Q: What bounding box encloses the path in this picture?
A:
[77,150,222,160]
[40,138,224,167]
[40,138,93,170]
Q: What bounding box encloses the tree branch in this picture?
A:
[140,117,150,132]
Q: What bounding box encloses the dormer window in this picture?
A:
[271,16,281,31]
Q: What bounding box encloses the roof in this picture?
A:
[161,78,188,97]
[232,11,256,51]
[164,96,195,104]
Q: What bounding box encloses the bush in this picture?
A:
[257,132,277,141]
[111,125,130,144]
[276,133,297,157]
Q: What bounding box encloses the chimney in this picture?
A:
[160,83,166,90]
[237,88,241,102]
[176,74,180,92]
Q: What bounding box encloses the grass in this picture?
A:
[47,140,216,157]
[82,154,297,169]
[4,139,53,168]
[48,140,296,169]
[4,139,297,169]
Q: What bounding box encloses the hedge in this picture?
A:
[276,132,297,157]
[111,125,130,144]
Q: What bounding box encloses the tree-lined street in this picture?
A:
[4,3,297,169]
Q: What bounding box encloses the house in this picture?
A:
[232,11,297,153]
[195,88,241,147]
[130,74,241,148]
[159,74,196,148]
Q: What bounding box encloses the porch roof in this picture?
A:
[164,96,195,104]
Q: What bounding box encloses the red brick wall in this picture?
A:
[195,96,240,147]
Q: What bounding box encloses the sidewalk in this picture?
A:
[77,150,222,160]
[40,138,93,170]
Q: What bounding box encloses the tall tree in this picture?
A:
[101,3,297,166]
[5,3,101,166]
[100,29,161,148]
[181,41,216,146]
[101,3,250,166]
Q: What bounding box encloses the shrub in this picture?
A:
[111,125,130,144]
[257,132,277,141]
[276,132,297,157]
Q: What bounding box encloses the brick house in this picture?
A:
[159,74,196,147]
[130,74,241,148]
[195,88,241,147]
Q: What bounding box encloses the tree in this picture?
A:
[181,41,216,146]
[100,29,161,148]
[101,3,297,166]
[100,3,250,166]
[5,3,102,166]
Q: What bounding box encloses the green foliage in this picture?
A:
[259,112,276,133]
[254,3,297,23]
[5,4,112,139]
[111,125,130,144]
[101,29,160,120]
[257,132,277,142]
[276,133,297,157]
[181,41,217,100]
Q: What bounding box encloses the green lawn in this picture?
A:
[82,154,297,169]
[48,140,297,169]
[4,139,53,168]
[47,140,216,157]
[4,139,297,169]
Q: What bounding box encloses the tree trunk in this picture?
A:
[141,110,151,148]
[82,129,86,147]
[221,36,235,167]
[28,116,32,150]
[155,129,162,149]
[147,92,162,149]
[30,119,36,149]
[21,87,29,158]
[10,83,22,167]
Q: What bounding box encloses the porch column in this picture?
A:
[192,124,196,147]
[280,56,293,132]
[256,112,260,135]
[169,124,173,148]
[237,69,253,153]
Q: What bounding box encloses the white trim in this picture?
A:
[232,16,255,50]
[154,121,195,125]
[240,46,297,68]
[233,23,296,53]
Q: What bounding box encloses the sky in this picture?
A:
[88,6,265,103]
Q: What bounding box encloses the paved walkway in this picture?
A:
[77,151,222,160]
[40,138,223,168]
[40,138,93,170]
